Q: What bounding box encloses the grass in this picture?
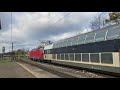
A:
[0,60,12,63]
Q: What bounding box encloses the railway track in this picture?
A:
[17,58,118,78]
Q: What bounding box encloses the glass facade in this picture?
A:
[85,34,95,43]
[53,24,120,49]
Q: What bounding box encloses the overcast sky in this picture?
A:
[0,12,103,53]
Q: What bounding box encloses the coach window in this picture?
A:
[59,42,62,48]
[67,39,71,46]
[82,54,89,62]
[85,33,95,43]
[57,54,60,60]
[70,53,74,61]
[56,43,58,48]
[75,53,81,61]
[90,53,99,63]
[72,37,78,46]
[47,50,49,54]
[65,53,69,60]
[61,54,64,60]
[62,41,64,47]
[53,44,56,48]
[78,36,86,45]
[48,50,50,54]
[101,53,113,64]
[95,30,107,42]
[63,40,67,47]
[44,50,46,54]
[65,40,67,47]
[60,42,62,47]
[56,43,59,48]
[107,28,120,40]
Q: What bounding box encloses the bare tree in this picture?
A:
[90,12,108,30]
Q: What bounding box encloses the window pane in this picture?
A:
[101,53,113,64]
[57,54,60,59]
[62,41,65,47]
[75,53,81,61]
[61,54,64,60]
[61,42,64,47]
[78,36,86,45]
[67,39,72,46]
[107,28,120,40]
[95,30,107,42]
[82,54,89,62]
[52,54,56,59]
[62,40,67,47]
[72,37,78,46]
[65,53,69,60]
[90,54,99,63]
[70,53,74,61]
[59,42,62,47]
[56,43,58,48]
[85,34,95,43]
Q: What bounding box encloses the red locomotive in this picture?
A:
[27,48,44,61]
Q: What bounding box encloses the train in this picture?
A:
[27,48,44,61]
[28,24,120,75]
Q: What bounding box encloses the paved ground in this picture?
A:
[0,60,60,78]
[0,60,35,78]
[17,62,60,78]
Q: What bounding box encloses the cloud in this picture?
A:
[0,12,99,52]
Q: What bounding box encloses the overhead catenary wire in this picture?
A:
[47,12,62,24]
[48,12,71,36]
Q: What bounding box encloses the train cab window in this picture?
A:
[95,30,107,42]
[107,28,120,40]
[78,36,86,45]
[85,33,95,43]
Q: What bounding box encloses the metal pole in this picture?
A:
[11,12,13,61]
